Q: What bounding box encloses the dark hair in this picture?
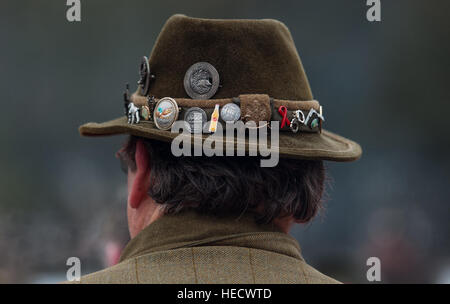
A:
[118,136,326,224]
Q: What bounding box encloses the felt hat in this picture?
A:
[79,14,362,161]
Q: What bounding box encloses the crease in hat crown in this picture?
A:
[148,14,313,101]
[78,14,362,162]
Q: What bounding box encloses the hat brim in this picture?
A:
[79,116,362,162]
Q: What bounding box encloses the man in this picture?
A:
[74,14,361,283]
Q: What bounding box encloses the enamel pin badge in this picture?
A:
[153,97,179,130]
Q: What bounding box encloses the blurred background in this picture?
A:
[0,0,449,283]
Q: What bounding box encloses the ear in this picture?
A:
[129,140,151,209]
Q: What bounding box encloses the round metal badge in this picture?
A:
[184,62,220,99]
[220,103,241,123]
[184,107,207,133]
[138,56,151,96]
[153,97,179,130]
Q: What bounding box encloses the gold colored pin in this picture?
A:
[209,104,220,133]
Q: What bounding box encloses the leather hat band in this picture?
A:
[128,92,324,133]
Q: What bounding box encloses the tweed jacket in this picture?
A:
[69,211,339,284]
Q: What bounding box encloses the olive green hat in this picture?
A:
[79,14,361,161]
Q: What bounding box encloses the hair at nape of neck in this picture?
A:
[121,135,326,225]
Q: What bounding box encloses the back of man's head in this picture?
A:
[118,136,326,225]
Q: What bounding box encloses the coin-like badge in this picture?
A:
[153,97,179,130]
[184,107,207,133]
[220,103,241,123]
[184,62,220,99]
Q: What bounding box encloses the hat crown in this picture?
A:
[148,14,313,100]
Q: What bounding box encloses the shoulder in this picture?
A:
[299,262,341,284]
[61,259,138,284]
[61,247,341,284]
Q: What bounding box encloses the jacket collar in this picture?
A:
[119,211,303,262]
